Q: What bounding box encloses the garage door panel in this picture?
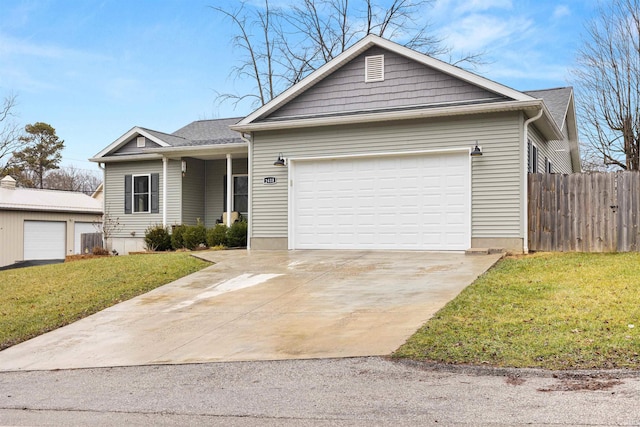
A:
[293,152,470,250]
[24,221,66,260]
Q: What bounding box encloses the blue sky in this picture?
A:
[1,0,597,173]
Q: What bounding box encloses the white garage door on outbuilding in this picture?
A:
[24,221,66,260]
[291,151,470,250]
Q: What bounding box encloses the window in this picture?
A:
[133,175,150,213]
[223,174,248,216]
[124,173,159,214]
[527,140,538,173]
[545,157,553,174]
[233,175,248,215]
[365,55,384,82]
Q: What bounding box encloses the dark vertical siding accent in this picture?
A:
[124,175,132,214]
[151,173,159,214]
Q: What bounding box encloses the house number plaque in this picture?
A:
[263,177,277,185]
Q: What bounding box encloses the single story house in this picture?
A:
[91,34,580,254]
[0,175,104,268]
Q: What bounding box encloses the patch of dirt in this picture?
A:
[506,376,526,386]
[64,254,110,262]
[538,378,623,392]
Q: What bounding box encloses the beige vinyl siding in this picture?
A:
[528,125,573,174]
[204,158,248,228]
[268,46,503,119]
[251,112,522,240]
[0,211,101,267]
[104,160,181,237]
[181,158,205,225]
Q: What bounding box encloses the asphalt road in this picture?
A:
[1,357,639,426]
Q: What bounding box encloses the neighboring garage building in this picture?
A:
[0,176,103,268]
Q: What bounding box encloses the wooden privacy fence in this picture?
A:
[528,172,640,252]
[80,233,103,254]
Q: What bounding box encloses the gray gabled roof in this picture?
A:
[139,127,191,146]
[524,87,572,130]
[172,118,244,146]
[92,118,247,161]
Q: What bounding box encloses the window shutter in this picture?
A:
[124,175,132,214]
[223,175,227,211]
[151,173,159,214]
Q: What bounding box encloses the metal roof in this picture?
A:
[0,185,103,214]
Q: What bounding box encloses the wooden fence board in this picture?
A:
[528,172,640,252]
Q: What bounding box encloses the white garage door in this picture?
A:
[24,221,66,260]
[292,152,470,250]
[74,222,99,255]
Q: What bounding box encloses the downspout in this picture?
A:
[239,133,253,250]
[522,107,543,254]
[98,163,106,248]
[162,157,168,227]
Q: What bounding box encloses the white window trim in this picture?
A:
[136,136,146,148]
[528,140,538,173]
[232,174,249,215]
[132,173,151,214]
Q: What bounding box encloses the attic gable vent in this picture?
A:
[365,55,384,82]
[136,136,146,148]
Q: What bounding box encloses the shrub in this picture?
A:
[144,225,172,251]
[226,221,248,247]
[206,224,228,247]
[182,222,207,250]
[171,224,187,250]
[92,246,110,256]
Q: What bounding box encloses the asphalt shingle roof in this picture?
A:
[139,128,191,147]
[524,87,572,129]
[171,118,244,146]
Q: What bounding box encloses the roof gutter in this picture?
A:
[231,100,563,141]
[89,153,164,163]
[522,107,544,254]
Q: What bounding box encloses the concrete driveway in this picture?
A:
[0,250,501,371]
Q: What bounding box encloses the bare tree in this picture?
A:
[100,207,122,253]
[212,0,481,108]
[0,93,22,177]
[572,0,640,171]
[44,165,102,194]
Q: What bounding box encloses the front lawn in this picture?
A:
[0,253,209,350]
[394,252,640,370]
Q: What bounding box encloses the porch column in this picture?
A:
[226,153,233,227]
[162,157,168,227]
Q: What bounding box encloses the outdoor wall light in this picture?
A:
[181,160,187,176]
[470,141,483,157]
[274,152,287,166]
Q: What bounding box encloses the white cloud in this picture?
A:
[552,5,571,19]
[453,0,513,15]
[439,14,533,53]
[0,33,111,61]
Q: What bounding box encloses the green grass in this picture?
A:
[394,252,640,370]
[0,253,209,350]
